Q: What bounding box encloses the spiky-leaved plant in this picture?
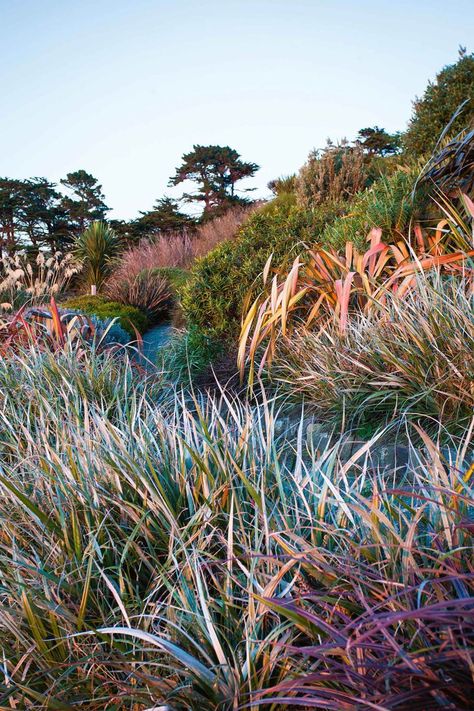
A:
[74,221,119,290]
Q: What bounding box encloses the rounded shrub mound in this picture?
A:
[181,197,344,339]
[62,295,148,336]
[403,48,474,157]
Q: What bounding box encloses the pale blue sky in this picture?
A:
[1,0,473,219]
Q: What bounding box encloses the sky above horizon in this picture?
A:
[1,0,473,220]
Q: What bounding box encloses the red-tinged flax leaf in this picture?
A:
[362,242,387,273]
[262,252,273,285]
[280,258,299,336]
[414,224,425,251]
[128,322,143,351]
[335,271,355,334]
[305,292,328,327]
[49,296,66,348]
[462,192,474,219]
[366,228,383,276]
[345,240,353,268]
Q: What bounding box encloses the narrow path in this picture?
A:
[141,322,173,364]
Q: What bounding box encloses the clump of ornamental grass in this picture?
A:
[114,205,254,278]
[116,230,195,273]
[275,274,474,431]
[0,343,472,708]
[105,268,171,323]
[191,204,256,258]
[0,250,81,309]
[0,340,155,432]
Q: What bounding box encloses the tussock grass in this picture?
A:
[276,274,474,431]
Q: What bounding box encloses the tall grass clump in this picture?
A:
[0,250,81,309]
[158,324,227,385]
[276,273,474,431]
[105,268,171,323]
[113,205,254,276]
[0,342,472,708]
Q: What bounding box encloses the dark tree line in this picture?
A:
[0,145,260,255]
[0,170,108,256]
[0,134,407,256]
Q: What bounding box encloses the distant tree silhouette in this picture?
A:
[132,197,195,238]
[0,177,71,255]
[61,170,109,234]
[169,145,259,218]
[356,126,402,156]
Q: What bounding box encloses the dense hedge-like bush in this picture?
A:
[181,198,344,339]
[62,295,148,336]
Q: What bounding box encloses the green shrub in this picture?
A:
[181,198,343,339]
[321,167,426,250]
[404,48,474,157]
[258,189,297,215]
[296,141,368,208]
[62,295,148,336]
